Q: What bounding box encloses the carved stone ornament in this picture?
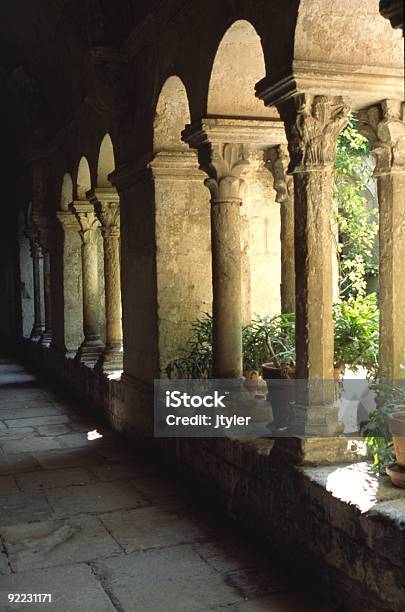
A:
[358,99,405,176]
[282,94,350,172]
[204,143,250,201]
[70,202,101,246]
[265,145,294,203]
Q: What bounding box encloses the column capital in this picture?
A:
[69,200,100,245]
[358,99,405,176]
[265,145,294,203]
[56,210,81,230]
[278,94,350,172]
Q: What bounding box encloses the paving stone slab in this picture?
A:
[47,480,149,517]
[99,505,211,553]
[1,514,122,572]
[5,415,71,428]
[90,460,159,482]
[0,422,6,430]
[96,544,241,611]
[0,406,63,420]
[131,475,186,500]
[1,437,65,455]
[233,592,332,611]
[0,491,52,526]
[0,476,19,495]
[16,467,95,492]
[0,454,40,476]
[37,424,72,436]
[0,563,116,611]
[0,552,9,575]
[193,538,271,573]
[33,448,101,470]
[0,428,37,440]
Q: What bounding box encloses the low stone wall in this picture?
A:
[14,340,405,612]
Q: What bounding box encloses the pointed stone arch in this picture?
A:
[97,134,115,187]
[153,76,191,151]
[207,20,273,118]
[76,156,91,199]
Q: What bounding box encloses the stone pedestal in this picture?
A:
[89,188,123,373]
[278,95,349,404]
[359,99,405,380]
[70,201,104,365]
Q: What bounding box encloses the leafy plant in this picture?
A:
[334,115,379,299]
[333,293,379,379]
[364,383,405,473]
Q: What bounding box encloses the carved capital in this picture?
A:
[358,99,405,176]
[280,94,350,172]
[87,188,120,237]
[70,201,100,245]
[265,145,294,203]
[56,210,80,231]
[203,143,250,201]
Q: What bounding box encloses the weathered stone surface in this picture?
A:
[99,505,211,552]
[0,436,64,454]
[0,564,116,611]
[0,491,52,526]
[0,406,62,420]
[1,515,121,571]
[0,476,19,495]
[33,448,101,470]
[96,545,241,611]
[131,475,184,500]
[90,460,158,481]
[0,454,40,475]
[0,427,37,440]
[37,424,72,436]
[4,415,70,428]
[47,481,148,517]
[15,467,95,492]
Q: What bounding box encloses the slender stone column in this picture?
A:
[70,201,104,365]
[279,94,349,403]
[266,145,295,313]
[89,188,123,372]
[359,99,405,380]
[27,229,44,341]
[41,248,52,346]
[183,118,287,378]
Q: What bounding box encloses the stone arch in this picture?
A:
[207,20,273,118]
[97,134,115,187]
[76,156,91,199]
[153,76,191,152]
[60,173,73,211]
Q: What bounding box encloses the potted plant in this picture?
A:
[333,293,379,380]
[364,382,405,486]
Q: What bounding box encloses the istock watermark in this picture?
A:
[154,378,395,439]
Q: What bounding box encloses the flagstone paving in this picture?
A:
[0,359,331,611]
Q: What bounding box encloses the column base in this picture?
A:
[96,349,123,374]
[75,342,104,367]
[30,327,44,342]
[40,332,52,347]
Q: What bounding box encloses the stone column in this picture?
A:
[27,229,44,341]
[279,95,349,403]
[41,248,52,346]
[266,145,295,313]
[70,201,104,365]
[183,118,287,378]
[359,99,405,380]
[55,211,83,356]
[89,189,123,372]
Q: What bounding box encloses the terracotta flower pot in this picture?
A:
[388,412,405,468]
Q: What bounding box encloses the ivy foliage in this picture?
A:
[334,115,379,299]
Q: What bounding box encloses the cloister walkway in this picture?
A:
[0,358,330,612]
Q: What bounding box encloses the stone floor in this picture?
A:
[0,357,331,612]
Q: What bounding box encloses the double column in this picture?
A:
[183,117,286,378]
[88,188,123,372]
[70,201,104,365]
[359,99,405,381]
